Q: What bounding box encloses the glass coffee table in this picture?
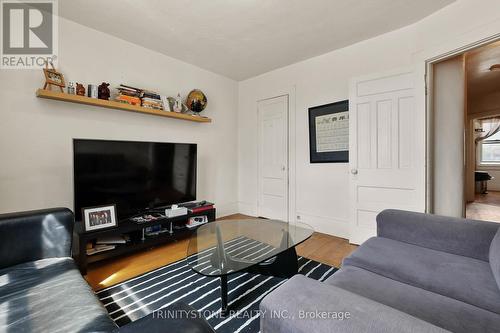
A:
[186,219,313,315]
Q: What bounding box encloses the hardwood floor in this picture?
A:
[472,190,500,206]
[295,232,357,268]
[466,191,500,222]
[84,214,357,291]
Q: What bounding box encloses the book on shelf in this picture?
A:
[116,84,164,110]
[141,99,163,110]
[118,84,142,93]
[116,94,141,105]
[117,86,141,96]
[86,244,116,256]
[142,97,161,102]
[96,235,130,245]
[142,91,161,100]
[141,95,163,110]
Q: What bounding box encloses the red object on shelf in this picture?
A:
[191,205,214,213]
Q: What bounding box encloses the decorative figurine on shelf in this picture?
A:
[67,82,75,94]
[98,82,110,100]
[161,95,172,112]
[167,95,188,113]
[76,83,86,96]
[186,89,207,113]
[166,97,175,111]
[87,84,98,98]
[42,60,65,93]
[173,93,183,113]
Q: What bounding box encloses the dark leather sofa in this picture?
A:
[0,208,215,333]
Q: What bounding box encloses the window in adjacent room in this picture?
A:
[477,117,500,165]
[480,131,500,164]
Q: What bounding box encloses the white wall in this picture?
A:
[2,0,500,234]
[0,18,239,217]
[238,0,500,237]
[238,28,414,237]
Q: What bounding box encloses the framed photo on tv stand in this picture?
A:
[308,100,349,163]
[82,204,117,232]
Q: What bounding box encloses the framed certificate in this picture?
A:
[308,100,349,163]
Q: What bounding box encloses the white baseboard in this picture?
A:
[231,203,350,239]
[296,211,349,239]
[215,202,239,218]
[237,201,258,217]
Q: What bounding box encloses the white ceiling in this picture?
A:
[466,41,500,102]
[59,0,454,80]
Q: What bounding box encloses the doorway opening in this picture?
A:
[466,114,500,221]
[430,39,500,222]
[465,42,500,222]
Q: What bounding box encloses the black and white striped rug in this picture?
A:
[96,236,337,333]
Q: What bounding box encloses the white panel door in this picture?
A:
[349,69,424,244]
[258,95,289,221]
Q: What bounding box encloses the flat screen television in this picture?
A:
[73,139,197,221]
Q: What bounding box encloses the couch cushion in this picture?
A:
[376,209,499,261]
[343,237,500,315]
[326,265,500,333]
[0,257,117,333]
[491,229,500,291]
[260,274,448,333]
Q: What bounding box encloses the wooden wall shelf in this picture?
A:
[36,89,212,123]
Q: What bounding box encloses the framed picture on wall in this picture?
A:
[308,100,349,163]
[82,204,117,232]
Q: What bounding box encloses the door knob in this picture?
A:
[281,166,286,171]
[351,168,358,175]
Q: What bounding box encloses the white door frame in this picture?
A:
[256,86,296,222]
[424,34,500,214]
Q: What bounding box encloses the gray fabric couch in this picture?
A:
[260,209,500,332]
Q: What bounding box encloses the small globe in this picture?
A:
[186,89,207,113]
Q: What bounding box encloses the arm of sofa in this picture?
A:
[376,209,499,261]
[0,208,74,269]
[260,275,449,333]
[117,302,215,333]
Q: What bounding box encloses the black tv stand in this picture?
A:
[73,203,216,275]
